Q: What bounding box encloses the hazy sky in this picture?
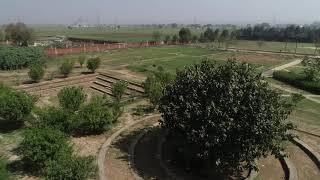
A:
[1,0,320,25]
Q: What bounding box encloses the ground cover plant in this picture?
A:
[159,60,294,177]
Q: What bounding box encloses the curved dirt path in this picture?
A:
[98,114,160,180]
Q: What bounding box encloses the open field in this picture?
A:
[32,26,202,42]
[0,46,292,87]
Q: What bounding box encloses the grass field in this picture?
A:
[229,40,317,55]
[0,45,291,86]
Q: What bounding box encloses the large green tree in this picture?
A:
[159,60,294,175]
[5,22,33,46]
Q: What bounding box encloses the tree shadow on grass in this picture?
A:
[0,121,24,133]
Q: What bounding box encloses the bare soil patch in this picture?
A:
[234,54,286,65]
[256,156,286,180]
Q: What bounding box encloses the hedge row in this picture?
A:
[273,71,320,94]
[0,46,44,70]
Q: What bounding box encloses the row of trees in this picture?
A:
[28,56,101,83]
[155,27,238,48]
[239,23,320,43]
[3,22,33,46]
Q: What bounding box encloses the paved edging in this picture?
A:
[128,122,159,180]
[98,114,161,180]
[280,156,298,180]
[292,138,320,169]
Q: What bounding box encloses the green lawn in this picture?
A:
[290,99,320,134]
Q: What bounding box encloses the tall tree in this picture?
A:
[204,28,215,42]
[5,22,33,46]
[179,28,192,43]
[219,29,229,48]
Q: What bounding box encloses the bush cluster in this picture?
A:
[19,128,96,179]
[86,57,101,73]
[35,86,119,135]
[0,157,11,180]
[0,84,35,123]
[28,64,45,82]
[273,70,320,94]
[0,46,44,70]
[59,60,74,77]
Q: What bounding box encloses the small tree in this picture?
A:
[58,86,87,112]
[28,64,45,83]
[112,80,128,103]
[257,40,265,49]
[159,60,294,175]
[164,35,171,44]
[179,28,192,43]
[78,56,86,67]
[76,97,113,135]
[152,31,162,42]
[87,57,101,73]
[172,34,179,44]
[302,57,320,81]
[59,60,74,77]
[0,84,35,124]
[204,28,215,42]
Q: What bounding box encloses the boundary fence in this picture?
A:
[45,42,162,56]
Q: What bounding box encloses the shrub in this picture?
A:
[35,107,74,134]
[59,60,74,77]
[76,97,113,135]
[273,71,320,94]
[28,64,45,82]
[0,84,35,123]
[144,70,174,108]
[45,154,96,180]
[112,80,128,102]
[159,61,294,175]
[86,57,101,73]
[0,46,44,70]
[78,56,86,67]
[58,86,87,112]
[19,128,73,171]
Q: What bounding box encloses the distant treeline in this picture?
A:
[238,23,320,43]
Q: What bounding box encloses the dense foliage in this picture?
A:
[5,22,33,46]
[19,128,73,170]
[159,61,294,175]
[87,57,101,73]
[273,70,320,94]
[0,84,35,123]
[45,154,96,180]
[28,64,45,82]
[112,80,128,102]
[0,46,44,70]
[58,86,87,112]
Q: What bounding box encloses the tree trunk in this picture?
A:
[284,41,288,52]
[295,40,298,54]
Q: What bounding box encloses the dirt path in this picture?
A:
[262,59,302,77]
[257,156,286,180]
[104,116,160,180]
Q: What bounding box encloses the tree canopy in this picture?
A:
[179,28,192,43]
[159,60,294,175]
[5,22,33,46]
